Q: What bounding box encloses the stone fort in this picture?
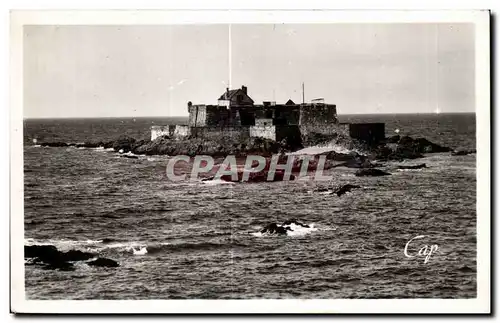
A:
[151,85,385,146]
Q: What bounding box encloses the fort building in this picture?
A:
[151,85,385,146]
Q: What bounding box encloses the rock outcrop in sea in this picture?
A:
[25,245,119,271]
[36,133,453,167]
[451,149,476,156]
[396,163,427,170]
[316,184,361,196]
[259,219,312,236]
[374,135,452,161]
[355,168,391,177]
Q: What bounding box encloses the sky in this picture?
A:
[23,23,475,118]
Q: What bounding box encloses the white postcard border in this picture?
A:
[10,9,490,314]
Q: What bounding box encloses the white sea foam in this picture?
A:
[24,238,104,251]
[120,151,144,157]
[131,247,148,255]
[146,157,163,161]
[288,144,363,156]
[25,238,169,255]
[200,179,236,185]
[285,223,318,236]
[251,223,318,237]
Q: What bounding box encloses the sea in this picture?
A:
[23,113,477,299]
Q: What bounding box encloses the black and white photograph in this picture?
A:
[10,9,490,314]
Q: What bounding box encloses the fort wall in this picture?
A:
[153,86,385,148]
[190,126,251,141]
[151,126,170,141]
[151,125,191,140]
[188,105,207,126]
[299,104,338,127]
[250,125,276,141]
[299,122,350,138]
[173,125,191,139]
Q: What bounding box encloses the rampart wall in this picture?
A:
[151,125,191,140]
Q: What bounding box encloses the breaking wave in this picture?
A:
[24,238,249,256]
[288,143,364,156]
[200,179,236,186]
[251,223,318,237]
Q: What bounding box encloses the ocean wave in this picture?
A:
[118,150,144,157]
[145,241,245,253]
[95,147,115,152]
[24,238,105,251]
[200,179,236,186]
[105,241,246,255]
[24,238,246,256]
[288,144,364,156]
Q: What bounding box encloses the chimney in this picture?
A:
[241,85,247,94]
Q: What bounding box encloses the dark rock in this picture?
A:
[316,184,361,196]
[62,250,95,262]
[25,245,96,271]
[25,245,59,259]
[375,136,451,161]
[215,169,296,183]
[42,261,75,271]
[413,137,452,153]
[133,135,290,157]
[260,223,290,235]
[396,163,427,170]
[120,154,139,159]
[130,139,150,154]
[112,135,137,153]
[40,142,69,147]
[339,159,382,169]
[452,149,476,156]
[259,219,313,236]
[375,144,423,161]
[355,168,391,177]
[25,245,76,271]
[323,150,362,162]
[88,258,119,268]
[333,184,361,196]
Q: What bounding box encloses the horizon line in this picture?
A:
[23,111,476,120]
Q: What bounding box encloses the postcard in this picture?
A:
[10,9,491,314]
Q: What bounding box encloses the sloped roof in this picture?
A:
[219,89,240,100]
[218,89,254,103]
[285,99,296,105]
